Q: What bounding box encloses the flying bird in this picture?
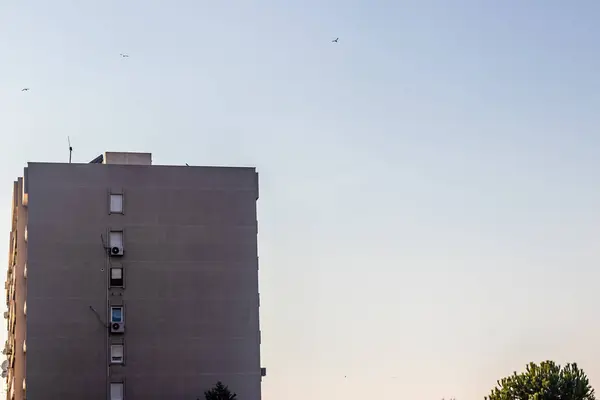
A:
[332,38,339,43]
[120,53,129,58]
[21,88,30,92]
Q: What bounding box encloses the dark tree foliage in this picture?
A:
[486,360,595,400]
[202,381,237,400]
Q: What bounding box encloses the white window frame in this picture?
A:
[110,267,124,288]
[110,306,124,323]
[110,382,124,400]
[109,193,124,214]
[110,344,124,364]
[109,231,124,249]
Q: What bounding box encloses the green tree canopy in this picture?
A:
[203,381,237,400]
[486,360,595,400]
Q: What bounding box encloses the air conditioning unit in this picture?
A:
[110,322,125,334]
[3,312,8,319]
[110,246,124,257]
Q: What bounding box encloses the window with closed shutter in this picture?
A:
[110,194,123,213]
[110,382,124,400]
[109,231,123,249]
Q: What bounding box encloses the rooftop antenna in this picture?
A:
[68,136,73,163]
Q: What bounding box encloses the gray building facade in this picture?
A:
[4,152,263,400]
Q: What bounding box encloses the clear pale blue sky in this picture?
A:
[2,1,600,399]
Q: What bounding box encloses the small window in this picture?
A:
[110,344,124,364]
[110,194,124,214]
[110,268,124,287]
[110,382,124,400]
[109,231,123,249]
[110,307,123,323]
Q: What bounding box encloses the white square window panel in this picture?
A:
[110,382,124,400]
[110,194,123,213]
[111,268,123,280]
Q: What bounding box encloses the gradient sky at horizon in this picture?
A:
[2,1,600,399]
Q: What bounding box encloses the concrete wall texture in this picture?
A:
[10,160,261,400]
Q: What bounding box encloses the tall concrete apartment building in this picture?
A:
[4,152,264,400]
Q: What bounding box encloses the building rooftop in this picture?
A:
[89,152,152,165]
